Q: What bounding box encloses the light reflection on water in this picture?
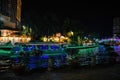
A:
[113,45,120,55]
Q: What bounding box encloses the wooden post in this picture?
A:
[91,55,96,67]
[48,56,54,71]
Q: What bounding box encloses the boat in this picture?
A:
[65,45,99,66]
[0,43,13,72]
[10,42,67,71]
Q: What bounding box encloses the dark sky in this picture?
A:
[21,1,120,37]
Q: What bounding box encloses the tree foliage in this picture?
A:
[22,12,89,40]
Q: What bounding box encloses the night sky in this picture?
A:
[21,1,120,37]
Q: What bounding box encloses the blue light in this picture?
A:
[40,45,48,50]
[50,45,59,50]
[41,55,49,59]
[23,47,29,51]
[31,45,35,49]
[14,57,19,63]
[27,64,36,70]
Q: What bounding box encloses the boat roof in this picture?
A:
[25,42,65,46]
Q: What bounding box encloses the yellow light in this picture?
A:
[89,40,92,43]
[65,37,68,39]
[42,36,48,42]
[60,36,65,39]
[67,31,74,37]
[54,37,59,42]
[56,33,61,37]
[70,31,74,36]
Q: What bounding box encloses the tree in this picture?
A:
[62,18,72,33]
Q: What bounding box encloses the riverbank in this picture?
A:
[1,63,120,80]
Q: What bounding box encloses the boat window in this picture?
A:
[11,47,21,51]
[23,47,29,51]
[28,45,36,50]
[50,45,60,50]
[39,45,48,50]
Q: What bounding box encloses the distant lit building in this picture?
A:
[0,0,31,44]
[0,0,21,29]
[113,17,120,38]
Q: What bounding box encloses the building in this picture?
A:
[113,17,120,38]
[0,0,31,44]
[0,0,21,29]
